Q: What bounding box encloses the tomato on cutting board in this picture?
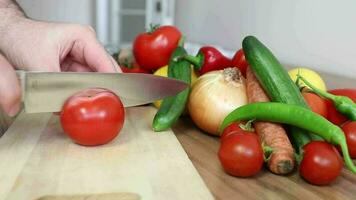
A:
[60,88,125,146]
[133,25,182,70]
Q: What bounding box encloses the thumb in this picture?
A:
[0,54,21,117]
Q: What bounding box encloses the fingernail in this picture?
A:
[7,103,20,117]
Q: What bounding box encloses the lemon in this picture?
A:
[153,65,198,108]
[288,67,327,91]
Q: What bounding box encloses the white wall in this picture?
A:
[16,0,95,26]
[175,0,356,79]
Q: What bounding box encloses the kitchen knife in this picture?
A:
[16,70,188,113]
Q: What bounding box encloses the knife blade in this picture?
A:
[16,70,188,113]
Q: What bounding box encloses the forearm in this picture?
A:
[0,0,24,15]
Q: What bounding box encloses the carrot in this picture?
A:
[246,66,295,174]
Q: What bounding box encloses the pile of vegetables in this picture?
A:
[219,36,356,185]
[114,25,356,186]
[115,25,250,132]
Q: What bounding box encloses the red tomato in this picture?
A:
[299,141,343,185]
[231,49,249,77]
[302,92,328,118]
[120,61,151,74]
[341,121,356,158]
[220,122,254,143]
[326,89,356,125]
[220,123,241,142]
[60,88,125,146]
[218,133,264,177]
[133,25,181,70]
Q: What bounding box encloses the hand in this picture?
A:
[0,18,120,117]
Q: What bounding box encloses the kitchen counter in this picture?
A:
[172,71,356,200]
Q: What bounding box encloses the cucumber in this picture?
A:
[152,46,191,132]
[242,36,322,154]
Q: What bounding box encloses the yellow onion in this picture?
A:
[188,68,248,136]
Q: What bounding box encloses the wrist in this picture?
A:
[0,1,27,52]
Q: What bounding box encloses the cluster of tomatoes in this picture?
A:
[118,25,249,77]
[303,89,356,159]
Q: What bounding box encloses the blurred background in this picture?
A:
[16,0,356,79]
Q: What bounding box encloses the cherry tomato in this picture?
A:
[299,141,343,185]
[60,88,125,146]
[133,25,181,70]
[341,121,356,158]
[220,122,253,143]
[231,49,249,77]
[218,133,264,177]
[221,123,241,142]
[302,92,328,118]
[326,89,356,125]
[120,61,151,74]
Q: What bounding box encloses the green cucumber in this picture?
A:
[242,36,323,154]
[152,46,191,132]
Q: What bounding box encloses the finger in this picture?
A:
[67,63,93,72]
[61,58,94,72]
[109,55,122,73]
[69,36,118,73]
[0,54,21,117]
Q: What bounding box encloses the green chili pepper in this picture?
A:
[297,75,356,121]
[152,39,191,132]
[219,102,356,173]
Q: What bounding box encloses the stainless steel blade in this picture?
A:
[19,71,188,113]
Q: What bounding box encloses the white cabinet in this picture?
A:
[96,0,175,50]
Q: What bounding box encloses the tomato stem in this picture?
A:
[147,23,160,34]
[263,145,274,162]
[239,119,255,132]
[294,150,304,164]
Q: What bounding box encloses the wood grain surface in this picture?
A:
[36,192,140,200]
[0,107,213,200]
[172,71,356,200]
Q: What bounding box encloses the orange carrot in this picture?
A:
[246,66,295,175]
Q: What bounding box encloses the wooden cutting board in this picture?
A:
[0,106,214,200]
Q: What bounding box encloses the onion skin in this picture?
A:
[188,68,248,136]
